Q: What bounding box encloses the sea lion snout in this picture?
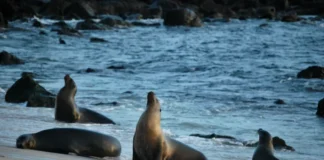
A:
[147,91,156,104]
[16,134,35,149]
[64,74,70,83]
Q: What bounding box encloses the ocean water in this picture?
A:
[0,18,324,160]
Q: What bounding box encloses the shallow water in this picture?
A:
[0,18,324,160]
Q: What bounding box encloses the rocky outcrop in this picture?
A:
[0,12,8,28]
[64,2,95,19]
[164,8,202,27]
[5,74,54,104]
[316,98,324,117]
[90,37,107,43]
[32,19,44,27]
[100,15,130,27]
[297,66,324,79]
[281,12,301,22]
[76,19,108,30]
[257,6,276,19]
[0,51,24,65]
[27,94,55,108]
[52,21,82,37]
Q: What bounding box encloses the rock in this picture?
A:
[5,74,54,103]
[257,6,276,19]
[157,0,180,12]
[272,136,295,151]
[190,133,237,140]
[76,19,107,30]
[32,19,44,27]
[27,94,55,108]
[90,37,107,43]
[64,2,95,19]
[59,38,66,44]
[95,0,147,15]
[0,0,17,21]
[297,66,324,79]
[274,0,289,11]
[142,6,162,19]
[107,65,126,70]
[0,51,24,65]
[0,12,8,28]
[274,99,285,105]
[100,15,130,27]
[281,12,301,22]
[199,0,224,16]
[21,72,34,78]
[131,21,161,27]
[85,68,96,73]
[39,30,47,35]
[57,27,82,37]
[164,8,202,27]
[316,98,324,117]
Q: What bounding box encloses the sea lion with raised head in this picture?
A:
[16,128,121,157]
[55,74,115,124]
[252,129,279,160]
[133,91,207,160]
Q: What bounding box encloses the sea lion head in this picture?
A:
[258,128,272,145]
[147,91,161,112]
[16,134,36,149]
[63,74,77,96]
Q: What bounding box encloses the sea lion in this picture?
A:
[16,128,121,157]
[252,129,279,160]
[55,74,115,124]
[133,91,207,160]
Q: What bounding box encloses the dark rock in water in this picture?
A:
[190,133,237,140]
[93,101,120,106]
[281,12,301,22]
[142,6,162,19]
[90,37,107,43]
[164,8,202,27]
[21,72,34,78]
[107,65,126,70]
[32,19,44,28]
[123,91,133,94]
[0,51,24,65]
[27,94,55,108]
[57,27,82,37]
[0,12,8,28]
[76,19,108,30]
[131,21,161,27]
[297,66,324,79]
[85,68,96,73]
[274,0,289,11]
[259,23,269,27]
[64,2,95,19]
[257,6,276,19]
[59,38,66,44]
[0,0,16,21]
[274,99,285,105]
[100,15,130,27]
[199,0,224,17]
[316,98,324,117]
[272,136,295,151]
[39,30,47,35]
[52,21,70,29]
[5,74,54,103]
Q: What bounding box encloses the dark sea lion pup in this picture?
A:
[16,128,121,157]
[133,91,207,160]
[55,74,115,124]
[252,129,279,160]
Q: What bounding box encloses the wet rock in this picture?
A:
[157,0,180,12]
[21,72,34,78]
[316,98,324,117]
[93,101,120,106]
[199,0,224,17]
[259,23,269,27]
[190,133,237,140]
[0,0,17,21]
[107,65,126,70]
[90,37,107,43]
[164,8,202,27]
[274,99,285,105]
[64,2,95,19]
[32,19,44,27]
[5,74,54,103]
[0,51,24,65]
[131,21,161,27]
[0,12,8,28]
[76,19,107,30]
[85,68,96,73]
[95,0,147,15]
[297,66,324,79]
[52,21,82,37]
[59,38,66,44]
[27,94,55,108]
[39,30,47,35]
[257,6,276,19]
[142,6,162,19]
[100,15,130,27]
[281,12,301,22]
[274,0,289,11]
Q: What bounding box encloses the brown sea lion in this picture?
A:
[252,129,279,160]
[16,128,121,157]
[133,91,207,160]
[55,74,115,124]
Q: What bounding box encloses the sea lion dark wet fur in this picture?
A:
[252,129,279,160]
[133,91,207,160]
[55,74,115,124]
[16,128,121,157]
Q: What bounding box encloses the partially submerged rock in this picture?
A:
[90,37,107,43]
[27,94,55,108]
[297,66,324,79]
[316,98,324,117]
[164,8,202,27]
[0,51,24,65]
[100,15,130,27]
[5,74,54,104]
[76,19,108,30]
